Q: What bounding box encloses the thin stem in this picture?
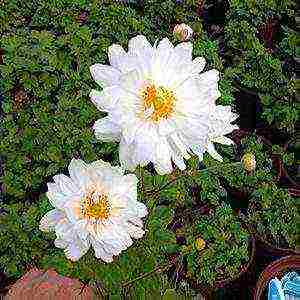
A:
[145,162,243,195]
[121,262,174,289]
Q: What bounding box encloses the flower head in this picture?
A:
[39,159,147,262]
[90,35,238,174]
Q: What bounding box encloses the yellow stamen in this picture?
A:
[140,83,176,122]
[82,190,110,221]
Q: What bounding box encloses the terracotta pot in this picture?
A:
[188,236,256,300]
[5,268,96,300]
[253,255,300,300]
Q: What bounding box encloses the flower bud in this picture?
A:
[241,153,256,172]
[173,23,193,41]
[195,237,206,251]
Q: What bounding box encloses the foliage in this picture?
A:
[246,182,297,249]
[0,0,298,298]
[0,0,234,200]
[225,0,297,131]
[183,204,250,287]
[197,134,276,200]
[0,193,179,298]
[0,196,53,278]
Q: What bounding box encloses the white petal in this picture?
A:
[207,143,223,162]
[122,200,148,219]
[63,200,82,224]
[157,37,174,52]
[198,69,219,84]
[115,55,140,74]
[108,44,126,70]
[190,144,205,160]
[39,209,65,232]
[128,217,143,227]
[90,64,121,88]
[93,117,121,142]
[127,222,145,239]
[153,138,173,175]
[171,152,186,171]
[54,238,68,249]
[73,220,90,244]
[173,42,193,63]
[91,239,114,263]
[46,183,67,209]
[169,132,190,159]
[212,136,235,145]
[53,174,79,195]
[128,35,152,57]
[119,140,137,171]
[55,218,76,243]
[64,237,90,262]
[158,118,176,136]
[68,159,89,188]
[110,174,138,202]
[89,159,124,177]
[135,201,148,218]
[89,87,123,112]
[119,68,144,95]
[191,57,206,74]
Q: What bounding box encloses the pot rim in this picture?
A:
[253,255,300,300]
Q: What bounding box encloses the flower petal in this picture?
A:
[108,44,126,70]
[90,64,121,88]
[207,143,223,162]
[110,174,138,202]
[53,174,79,196]
[212,136,235,145]
[55,218,76,243]
[54,238,68,249]
[91,238,114,263]
[128,35,153,57]
[153,138,173,174]
[39,209,65,232]
[93,116,121,142]
[64,237,90,262]
[89,87,123,112]
[68,159,89,189]
[127,222,145,239]
[173,42,193,63]
[119,140,137,171]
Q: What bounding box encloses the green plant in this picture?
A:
[245,182,297,249]
[183,204,250,287]
[224,0,297,131]
[0,0,234,200]
[0,0,298,298]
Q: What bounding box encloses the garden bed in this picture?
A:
[0,0,298,299]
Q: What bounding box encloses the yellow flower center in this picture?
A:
[82,189,110,221]
[195,237,206,251]
[140,84,176,122]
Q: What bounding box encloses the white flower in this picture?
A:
[90,35,237,174]
[39,159,147,263]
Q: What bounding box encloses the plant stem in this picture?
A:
[145,161,243,195]
[121,262,174,289]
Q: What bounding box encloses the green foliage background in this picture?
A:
[0,0,298,298]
